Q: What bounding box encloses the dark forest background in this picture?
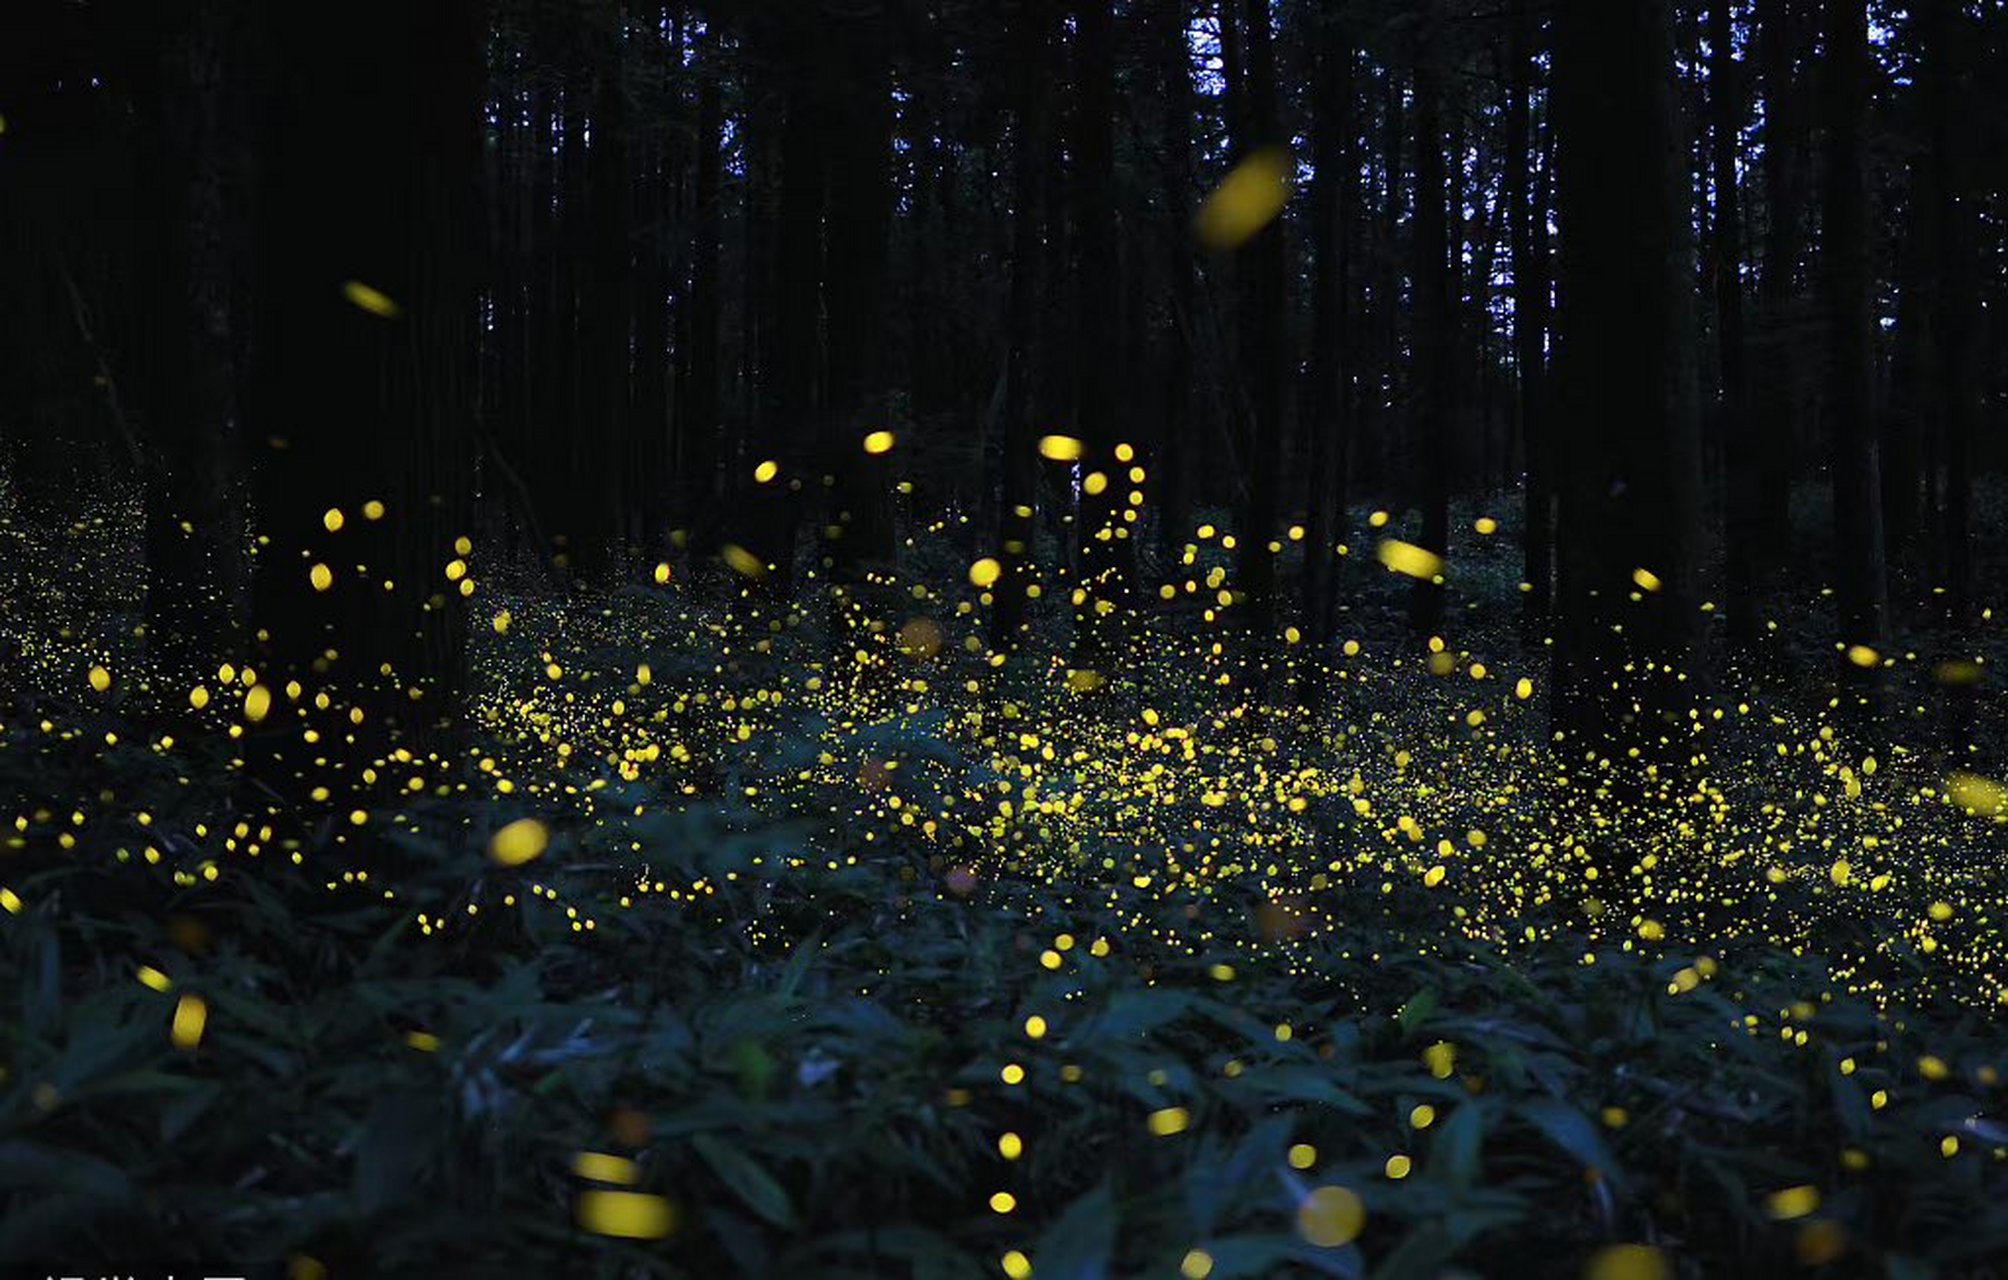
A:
[11,5,2008,1274]
[4,0,2007,743]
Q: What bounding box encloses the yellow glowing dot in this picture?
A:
[348,809,368,827]
[492,609,511,634]
[189,685,210,709]
[1384,1154,1412,1179]
[721,544,767,578]
[998,1132,1024,1160]
[1584,1244,1670,1280]
[310,563,334,592]
[1024,1015,1048,1039]
[323,507,345,532]
[137,965,172,992]
[1148,1107,1191,1137]
[171,994,207,1049]
[1083,470,1109,495]
[1037,434,1084,462]
[572,1151,638,1184]
[970,558,1003,589]
[1947,773,2008,815]
[243,684,273,723]
[1368,510,1389,528]
[1288,1143,1317,1170]
[342,280,401,318]
[1765,1185,1820,1221]
[1515,677,1534,700]
[753,459,779,484]
[1920,1055,1949,1081]
[1180,1249,1214,1279]
[576,1189,676,1240]
[1194,145,1292,250]
[362,499,386,520]
[1296,1185,1365,1247]
[1002,1251,1033,1280]
[1376,539,1443,580]
[863,429,896,454]
[1474,516,1498,535]
[1001,1063,1026,1085]
[1423,1041,1456,1078]
[1632,567,1662,593]
[489,818,550,866]
[88,665,111,693]
[1845,643,1880,668]
[989,1191,1017,1214]
[654,562,672,584]
[0,887,20,914]
[405,1030,441,1053]
[1409,1104,1436,1129]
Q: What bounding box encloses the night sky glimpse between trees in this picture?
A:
[4,0,2008,1277]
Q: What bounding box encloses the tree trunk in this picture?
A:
[1302,0,1352,657]
[134,0,245,689]
[992,0,1050,651]
[1152,0,1198,561]
[1550,0,1702,759]
[680,23,723,553]
[1407,25,1452,637]
[1708,0,1761,642]
[1231,0,1288,637]
[1506,0,1553,632]
[1820,0,1889,689]
[1753,0,1806,563]
[824,11,895,583]
[1071,0,1127,668]
[1920,0,1979,626]
[245,0,484,767]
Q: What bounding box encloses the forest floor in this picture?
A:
[4,484,2008,1278]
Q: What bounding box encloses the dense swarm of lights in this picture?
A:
[4,449,2007,1274]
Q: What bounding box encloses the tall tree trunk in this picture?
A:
[1506,0,1553,632]
[992,0,1050,651]
[679,22,723,553]
[134,0,245,688]
[1920,0,1979,626]
[1753,0,1806,563]
[1072,0,1126,668]
[631,9,677,560]
[1407,25,1452,637]
[1152,0,1198,560]
[1709,0,1761,642]
[824,12,895,583]
[1551,0,1702,759]
[576,0,631,578]
[245,0,484,767]
[1820,0,1888,690]
[754,38,826,594]
[1302,0,1352,657]
[1231,0,1288,637]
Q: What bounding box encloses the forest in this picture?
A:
[3,0,2008,1275]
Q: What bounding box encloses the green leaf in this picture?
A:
[1035,1178,1117,1280]
[694,1131,797,1229]
[1518,1097,1625,1193]
[1396,988,1437,1035]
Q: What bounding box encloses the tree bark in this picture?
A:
[1820,0,1889,686]
[1550,0,1703,758]
[1407,22,1452,638]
